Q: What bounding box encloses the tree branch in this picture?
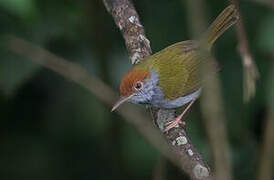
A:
[103,0,151,64]
[103,0,212,179]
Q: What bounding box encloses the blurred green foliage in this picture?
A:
[0,0,274,180]
[0,0,37,18]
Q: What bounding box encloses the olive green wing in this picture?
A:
[149,41,215,100]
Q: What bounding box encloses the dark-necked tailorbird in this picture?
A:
[111,5,239,131]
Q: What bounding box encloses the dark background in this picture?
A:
[0,0,274,179]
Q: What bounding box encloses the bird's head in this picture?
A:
[111,67,158,111]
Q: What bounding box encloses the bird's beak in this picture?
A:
[111,94,134,112]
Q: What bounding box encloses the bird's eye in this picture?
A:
[134,81,143,91]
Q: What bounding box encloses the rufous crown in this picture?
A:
[120,68,150,97]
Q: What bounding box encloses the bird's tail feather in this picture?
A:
[201,5,239,49]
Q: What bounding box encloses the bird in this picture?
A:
[111,5,239,131]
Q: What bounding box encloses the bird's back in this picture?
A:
[138,40,214,100]
[132,5,238,101]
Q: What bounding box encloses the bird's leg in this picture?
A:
[164,98,197,132]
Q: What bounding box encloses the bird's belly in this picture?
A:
[151,88,201,109]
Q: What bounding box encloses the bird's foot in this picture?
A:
[164,116,186,132]
[163,98,197,132]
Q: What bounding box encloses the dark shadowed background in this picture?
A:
[0,0,274,179]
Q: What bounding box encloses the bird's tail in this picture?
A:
[200,5,239,49]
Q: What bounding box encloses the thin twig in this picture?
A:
[229,0,259,102]
[103,0,212,179]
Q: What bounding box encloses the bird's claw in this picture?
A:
[164,119,186,132]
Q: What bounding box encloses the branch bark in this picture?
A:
[103,0,212,179]
[103,0,151,64]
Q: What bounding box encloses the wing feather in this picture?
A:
[148,41,216,100]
